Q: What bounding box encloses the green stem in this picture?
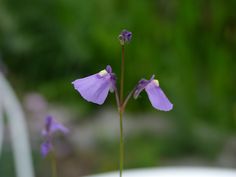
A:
[120,45,125,104]
[115,89,120,112]
[50,151,58,177]
[119,110,124,177]
[119,45,125,177]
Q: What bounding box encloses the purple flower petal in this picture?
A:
[72,66,116,105]
[133,75,155,99]
[41,140,52,157]
[51,122,69,134]
[42,115,69,136]
[40,115,68,158]
[133,79,150,99]
[106,65,112,73]
[134,76,173,111]
[145,80,173,111]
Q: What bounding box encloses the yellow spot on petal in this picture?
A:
[153,79,159,86]
[98,69,108,77]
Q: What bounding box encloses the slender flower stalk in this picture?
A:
[120,45,125,105]
[119,110,124,177]
[117,29,132,177]
[115,89,120,112]
[50,151,57,177]
[119,45,125,177]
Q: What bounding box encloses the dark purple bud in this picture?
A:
[118,29,132,45]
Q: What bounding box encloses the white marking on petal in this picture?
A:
[152,79,159,87]
[98,70,108,77]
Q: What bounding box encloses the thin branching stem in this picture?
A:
[122,88,136,111]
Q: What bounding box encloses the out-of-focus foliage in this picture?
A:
[0,0,236,176]
[1,0,235,124]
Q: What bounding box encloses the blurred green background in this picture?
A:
[0,0,236,176]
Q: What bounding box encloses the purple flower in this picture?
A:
[72,65,116,105]
[42,115,69,136]
[41,115,68,157]
[118,29,132,45]
[134,75,173,111]
[41,140,53,157]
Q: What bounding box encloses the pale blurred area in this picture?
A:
[0,0,236,177]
